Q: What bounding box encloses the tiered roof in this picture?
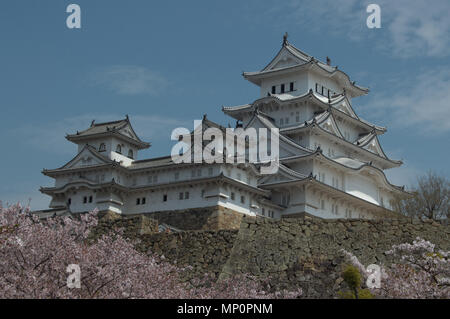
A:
[223,90,387,134]
[66,116,150,149]
[242,38,369,98]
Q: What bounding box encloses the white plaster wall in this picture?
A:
[308,71,343,98]
[260,72,308,98]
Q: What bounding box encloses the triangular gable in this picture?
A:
[259,166,300,185]
[63,146,112,169]
[262,45,309,72]
[362,136,387,158]
[317,113,344,139]
[118,122,139,140]
[331,98,358,119]
[245,113,312,158]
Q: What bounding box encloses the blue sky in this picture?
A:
[0,0,449,210]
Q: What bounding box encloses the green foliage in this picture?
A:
[339,265,375,299]
[342,265,361,290]
[338,289,374,299]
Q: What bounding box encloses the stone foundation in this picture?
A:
[142,206,244,230]
[91,210,449,298]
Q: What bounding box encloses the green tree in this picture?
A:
[342,265,361,299]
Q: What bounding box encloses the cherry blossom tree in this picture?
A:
[0,202,301,299]
[342,238,450,299]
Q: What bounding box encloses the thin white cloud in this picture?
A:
[364,66,450,134]
[90,65,168,95]
[12,114,190,156]
[275,0,450,58]
[385,0,450,58]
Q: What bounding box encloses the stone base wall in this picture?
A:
[94,211,159,238]
[219,215,450,298]
[91,210,238,281]
[91,211,449,298]
[135,230,238,281]
[142,206,244,231]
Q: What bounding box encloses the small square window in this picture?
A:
[142,197,146,205]
[290,82,294,91]
[136,198,140,205]
[240,196,245,204]
[271,86,276,94]
[83,196,87,204]
[179,192,184,200]
[68,198,71,205]
[231,192,235,200]
[163,194,167,202]
[89,196,93,203]
[280,84,285,93]
[185,192,189,199]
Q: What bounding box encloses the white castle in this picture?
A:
[40,36,407,220]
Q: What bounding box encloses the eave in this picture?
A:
[223,91,386,134]
[259,177,402,218]
[285,123,401,169]
[41,173,269,197]
[243,60,368,98]
[281,151,409,195]
[66,131,150,150]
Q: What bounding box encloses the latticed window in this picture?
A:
[116,145,122,154]
[128,149,134,159]
[99,143,106,152]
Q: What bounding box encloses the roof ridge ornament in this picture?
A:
[283,32,289,46]
[91,120,95,127]
[326,56,331,66]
